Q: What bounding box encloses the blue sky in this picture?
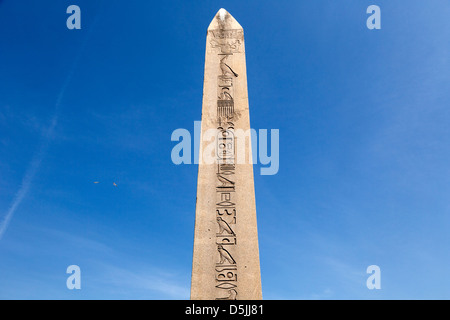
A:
[0,0,449,299]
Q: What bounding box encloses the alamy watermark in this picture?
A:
[171,121,279,176]
[367,5,381,30]
[66,5,81,30]
[366,265,381,290]
[66,265,81,290]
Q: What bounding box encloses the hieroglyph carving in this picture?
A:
[213,27,240,301]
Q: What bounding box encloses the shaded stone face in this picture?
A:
[190,9,262,300]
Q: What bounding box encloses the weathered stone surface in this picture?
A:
[190,8,262,300]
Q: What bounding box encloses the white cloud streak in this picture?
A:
[0,115,57,240]
[0,13,99,239]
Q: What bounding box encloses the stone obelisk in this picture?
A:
[190,9,262,300]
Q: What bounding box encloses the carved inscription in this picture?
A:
[208,29,244,55]
[209,29,244,40]
[213,25,240,301]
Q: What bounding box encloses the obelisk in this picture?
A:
[190,9,262,300]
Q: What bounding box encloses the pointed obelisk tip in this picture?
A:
[208,8,243,30]
[218,8,227,21]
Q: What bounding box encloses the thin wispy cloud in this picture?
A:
[0,15,98,240]
[0,115,57,240]
[98,264,190,299]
